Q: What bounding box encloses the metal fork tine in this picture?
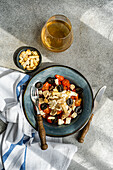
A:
[35,90,37,96]
[30,86,33,97]
[33,89,36,96]
[35,88,39,97]
[31,86,38,97]
[30,87,32,97]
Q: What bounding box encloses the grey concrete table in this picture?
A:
[0,0,113,170]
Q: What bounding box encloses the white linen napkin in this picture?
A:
[0,67,77,170]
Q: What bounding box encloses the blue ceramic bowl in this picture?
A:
[13,46,42,73]
[23,65,94,137]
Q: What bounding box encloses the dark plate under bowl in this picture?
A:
[22,65,94,137]
[13,46,42,73]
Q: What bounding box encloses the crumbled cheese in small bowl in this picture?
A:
[13,46,42,73]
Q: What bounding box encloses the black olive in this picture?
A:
[35,82,43,89]
[46,77,55,84]
[40,103,48,110]
[75,106,82,114]
[66,98,73,106]
[76,88,83,94]
[57,84,63,92]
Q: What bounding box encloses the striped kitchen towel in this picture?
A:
[0,67,77,170]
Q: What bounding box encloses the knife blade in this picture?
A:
[78,86,106,143]
[92,86,106,113]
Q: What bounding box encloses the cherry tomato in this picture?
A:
[63,86,68,90]
[42,82,50,91]
[72,88,76,92]
[75,98,82,106]
[43,107,51,114]
[55,75,64,81]
[71,96,75,100]
[57,114,62,119]
[75,94,79,100]
[46,116,52,123]
[62,79,70,88]
[71,94,78,100]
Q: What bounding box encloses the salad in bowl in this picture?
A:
[35,74,83,126]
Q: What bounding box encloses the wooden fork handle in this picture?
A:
[78,114,94,143]
[36,114,48,150]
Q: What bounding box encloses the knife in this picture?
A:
[78,86,106,143]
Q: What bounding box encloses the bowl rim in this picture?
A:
[22,64,94,137]
[13,46,42,73]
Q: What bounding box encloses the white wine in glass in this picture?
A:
[41,15,73,52]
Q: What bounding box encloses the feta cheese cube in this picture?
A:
[55,79,59,85]
[70,84,75,90]
[52,91,60,96]
[40,110,45,116]
[58,119,64,125]
[43,90,50,98]
[72,105,76,111]
[53,87,58,92]
[47,116,55,120]
[71,112,77,118]
[65,117,71,124]
[38,90,42,95]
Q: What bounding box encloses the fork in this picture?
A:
[31,86,48,150]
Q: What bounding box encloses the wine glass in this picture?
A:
[41,15,73,52]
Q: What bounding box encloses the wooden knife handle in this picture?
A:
[78,114,94,143]
[36,114,48,150]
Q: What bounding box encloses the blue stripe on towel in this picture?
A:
[2,136,24,163]
[2,134,34,167]
[32,133,35,138]
[23,137,30,144]
[16,75,31,101]
[20,146,27,170]
[23,133,35,144]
